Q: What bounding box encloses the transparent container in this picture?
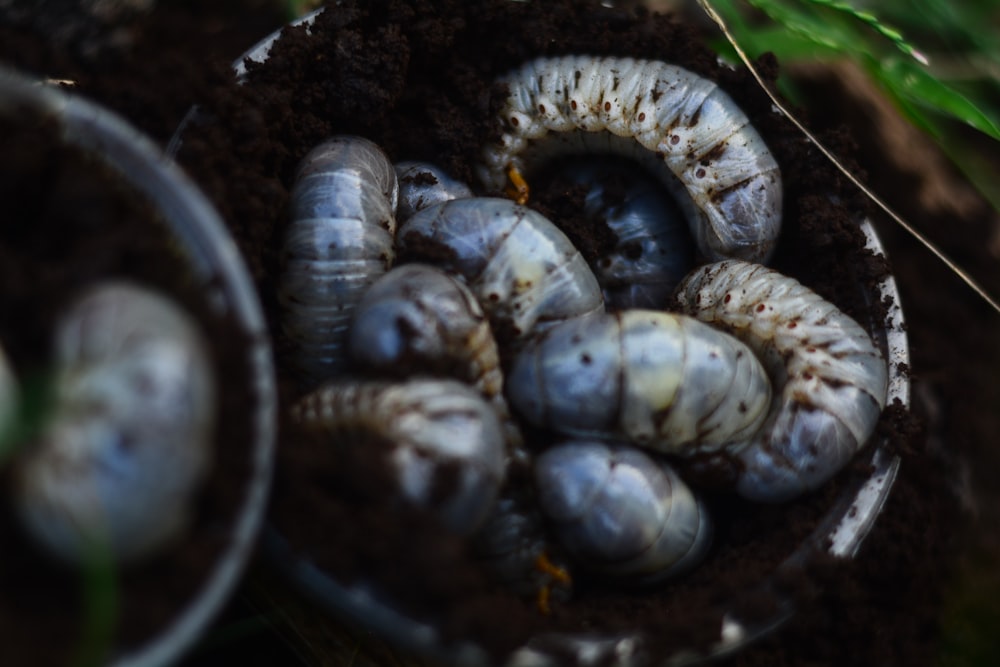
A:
[173,9,911,665]
[0,66,277,667]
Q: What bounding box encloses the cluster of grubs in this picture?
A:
[278,56,889,607]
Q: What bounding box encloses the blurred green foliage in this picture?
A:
[0,371,54,466]
[285,0,322,20]
[705,0,1000,214]
[73,539,119,667]
[938,545,1000,667]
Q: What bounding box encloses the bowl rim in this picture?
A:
[0,66,278,667]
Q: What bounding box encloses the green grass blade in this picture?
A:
[877,57,1000,141]
[878,84,1000,218]
[794,0,929,63]
[706,0,857,73]
[0,371,55,466]
[865,0,1000,55]
[72,538,119,667]
[742,0,862,53]
[711,22,849,62]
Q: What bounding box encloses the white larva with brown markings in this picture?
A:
[349,263,503,397]
[675,260,889,502]
[290,378,506,535]
[278,135,399,387]
[347,263,525,455]
[506,310,772,455]
[396,197,604,344]
[479,55,782,263]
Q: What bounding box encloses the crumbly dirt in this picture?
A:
[2,1,991,666]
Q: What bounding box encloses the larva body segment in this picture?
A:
[675,260,889,502]
[480,55,782,263]
[13,282,216,565]
[396,197,604,344]
[534,441,712,581]
[506,310,771,454]
[552,158,694,309]
[394,160,473,222]
[349,263,502,396]
[291,378,507,535]
[347,263,524,455]
[279,135,399,387]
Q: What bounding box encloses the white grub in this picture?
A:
[479,55,782,263]
[506,310,771,456]
[347,263,524,455]
[534,441,711,581]
[13,282,216,565]
[279,135,399,387]
[551,157,695,309]
[349,263,503,398]
[396,197,604,345]
[290,378,507,535]
[675,260,889,502]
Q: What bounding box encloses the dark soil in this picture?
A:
[3,1,993,666]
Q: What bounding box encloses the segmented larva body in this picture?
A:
[13,282,216,565]
[279,135,399,386]
[552,158,694,309]
[349,263,502,396]
[397,197,604,344]
[348,263,524,454]
[534,441,712,581]
[290,378,507,535]
[394,160,473,222]
[675,260,889,502]
[507,310,771,455]
[479,55,782,263]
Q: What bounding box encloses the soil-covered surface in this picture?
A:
[2,1,997,666]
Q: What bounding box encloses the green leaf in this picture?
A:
[0,371,55,466]
[707,0,858,64]
[72,538,119,667]
[795,0,929,63]
[724,25,849,61]
[880,91,1000,218]
[877,57,1000,141]
[744,0,864,54]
